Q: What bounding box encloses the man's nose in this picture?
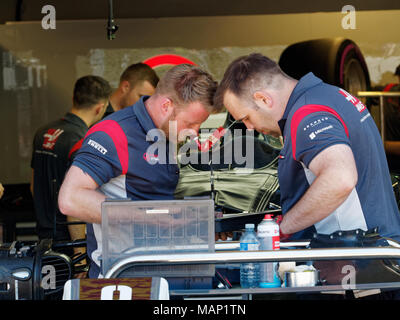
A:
[242,119,254,130]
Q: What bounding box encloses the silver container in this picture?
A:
[284,270,320,287]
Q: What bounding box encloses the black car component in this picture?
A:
[0,239,86,300]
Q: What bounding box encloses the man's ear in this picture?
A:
[94,102,105,115]
[253,91,272,109]
[160,97,173,115]
[120,80,131,93]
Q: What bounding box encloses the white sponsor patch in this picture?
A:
[360,113,371,123]
[303,117,329,131]
[88,139,107,155]
[309,125,333,140]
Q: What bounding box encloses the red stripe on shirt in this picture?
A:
[291,104,349,160]
[68,138,84,159]
[85,120,129,175]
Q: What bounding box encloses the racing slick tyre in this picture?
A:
[278,38,371,100]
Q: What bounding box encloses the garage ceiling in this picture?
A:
[0,0,400,24]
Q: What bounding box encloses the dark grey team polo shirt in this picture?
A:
[31,112,88,239]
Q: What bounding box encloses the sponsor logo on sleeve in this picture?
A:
[309,125,333,140]
[303,117,329,131]
[87,139,107,155]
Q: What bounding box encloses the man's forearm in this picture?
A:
[280,144,358,235]
[59,187,105,224]
[67,216,87,241]
[67,216,87,263]
[280,169,354,235]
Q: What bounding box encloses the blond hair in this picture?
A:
[155,64,221,113]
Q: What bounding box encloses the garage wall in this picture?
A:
[0,9,399,183]
[2,0,400,23]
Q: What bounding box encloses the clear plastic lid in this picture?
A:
[245,223,255,229]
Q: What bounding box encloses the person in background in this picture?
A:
[58,64,221,278]
[30,75,112,256]
[383,64,400,172]
[103,62,159,118]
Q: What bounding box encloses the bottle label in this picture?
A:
[240,242,259,251]
[258,224,280,250]
[272,236,280,250]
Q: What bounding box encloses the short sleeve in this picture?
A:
[293,111,351,168]
[72,130,125,186]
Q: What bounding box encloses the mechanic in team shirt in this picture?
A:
[58,64,221,278]
[214,53,400,244]
[31,75,111,245]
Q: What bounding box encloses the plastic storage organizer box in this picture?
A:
[101,199,215,277]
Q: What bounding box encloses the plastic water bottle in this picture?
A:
[239,224,260,288]
[257,214,281,288]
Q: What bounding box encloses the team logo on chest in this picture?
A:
[143,152,159,164]
[42,128,64,150]
[339,89,366,113]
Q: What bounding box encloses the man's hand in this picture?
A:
[0,183,4,199]
[275,215,291,241]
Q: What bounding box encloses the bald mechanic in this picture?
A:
[58,64,220,277]
[103,62,159,118]
[214,53,400,243]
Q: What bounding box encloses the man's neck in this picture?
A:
[144,95,163,129]
[109,91,123,112]
[282,78,298,110]
[274,78,298,121]
[69,108,91,128]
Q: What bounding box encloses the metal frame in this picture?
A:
[104,245,400,280]
[357,91,400,142]
[102,241,400,298]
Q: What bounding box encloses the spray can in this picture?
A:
[257,214,281,287]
